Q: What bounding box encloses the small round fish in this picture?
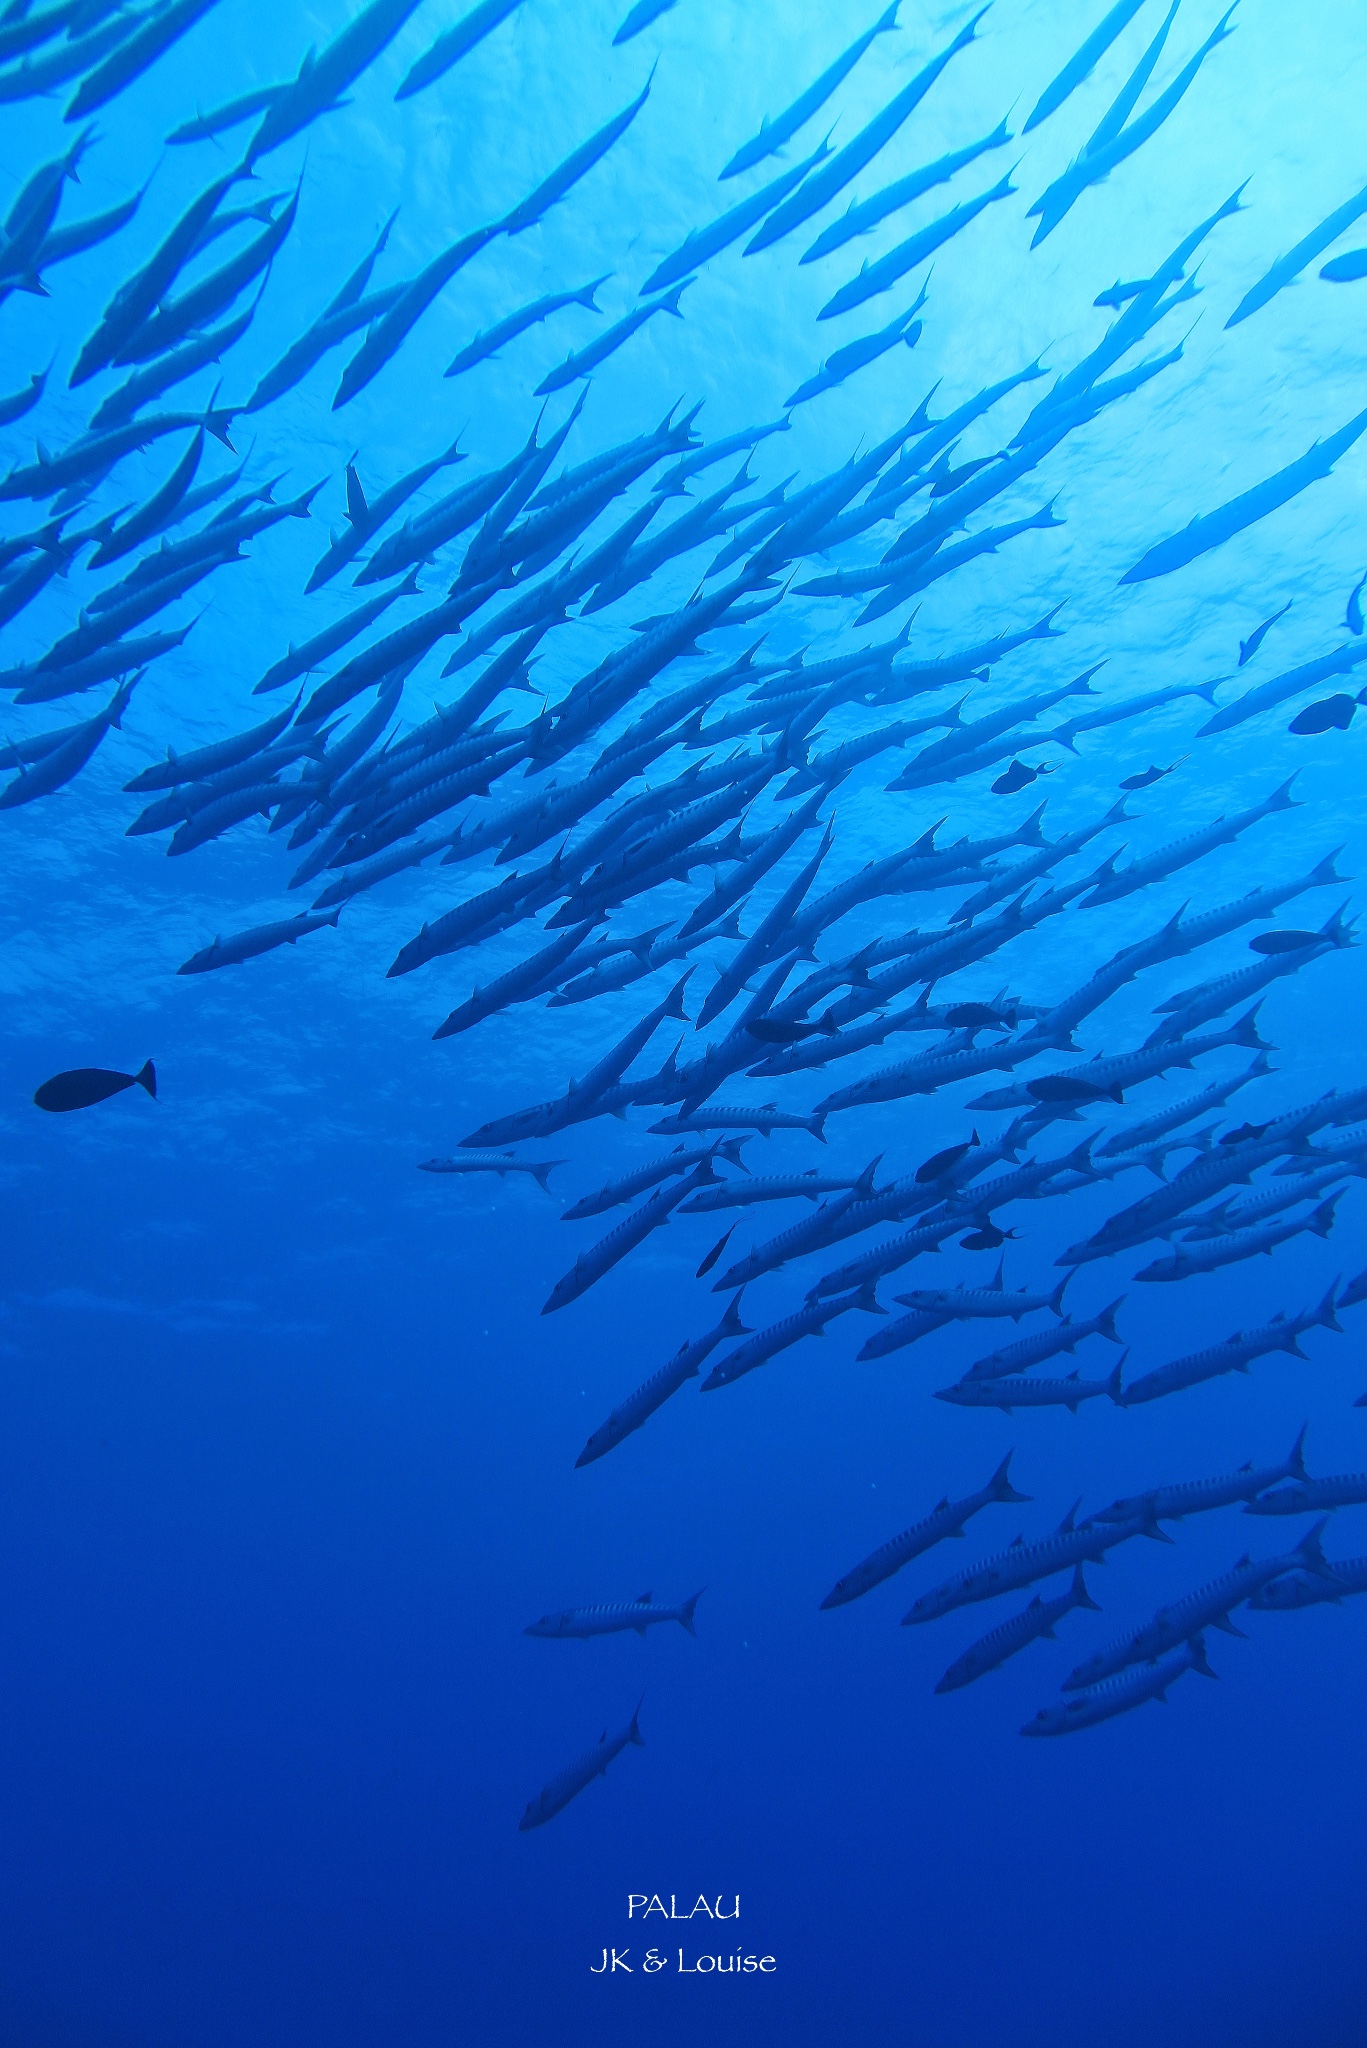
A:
[34,1060,156,1112]
[916,1130,979,1184]
[961,1223,1017,1251]
[1248,930,1319,955]
[1321,249,1367,284]
[1288,693,1356,735]
[991,757,1052,796]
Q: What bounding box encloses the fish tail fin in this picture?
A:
[1017,801,1048,846]
[1309,1194,1340,1237]
[1230,1002,1272,1050]
[719,1137,751,1172]
[1312,848,1349,888]
[722,1290,752,1336]
[1288,1421,1309,1481]
[991,1450,1031,1504]
[1107,1351,1129,1404]
[678,1589,704,1636]
[529,1160,565,1193]
[1321,900,1358,947]
[1188,1632,1218,1680]
[1096,1296,1126,1345]
[1315,1279,1343,1333]
[1048,1272,1070,1316]
[807,1111,828,1143]
[1297,1516,1336,1578]
[664,969,693,1020]
[1071,1565,1100,1612]
[201,382,236,448]
[855,1281,885,1316]
[134,1059,157,1099]
[1270,772,1301,810]
[628,1696,646,1744]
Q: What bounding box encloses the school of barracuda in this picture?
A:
[5,0,1367,1825]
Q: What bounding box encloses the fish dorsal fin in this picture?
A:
[636,1591,652,1604]
[935,1496,949,1511]
[1057,1499,1080,1533]
[1010,1534,1025,1549]
[345,463,368,525]
[989,1256,1004,1291]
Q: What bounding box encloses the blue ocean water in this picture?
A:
[2,1,1366,2041]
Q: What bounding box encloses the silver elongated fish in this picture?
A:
[177,908,340,974]
[820,1454,1029,1610]
[1114,1288,1341,1406]
[648,1103,827,1142]
[525,1589,702,1639]
[577,1294,750,1466]
[1133,1192,1340,1282]
[902,1502,1150,1625]
[895,1260,1068,1323]
[718,1,900,181]
[676,1168,858,1215]
[936,1566,1100,1693]
[701,1282,880,1391]
[935,1361,1125,1414]
[1022,1635,1216,1737]
[561,1139,748,1220]
[1063,1523,1336,1691]
[542,1161,711,1314]
[1246,1467,1367,1515]
[1094,1427,1308,1527]
[418,1153,564,1191]
[518,1698,644,1830]
[1249,1555,1367,1610]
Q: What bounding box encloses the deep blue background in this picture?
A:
[1,1,1365,2042]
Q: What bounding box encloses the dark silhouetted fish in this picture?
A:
[501,70,654,236]
[525,1588,700,1639]
[518,1698,643,1830]
[937,1565,1100,1693]
[719,0,900,181]
[1288,693,1356,735]
[419,1152,564,1190]
[1239,597,1292,665]
[1227,173,1367,327]
[1022,1635,1216,1736]
[821,1454,1029,1610]
[1119,760,1181,790]
[991,757,1052,795]
[35,1059,156,1111]
[745,10,985,250]
[396,0,524,102]
[1022,0,1147,133]
[177,909,340,974]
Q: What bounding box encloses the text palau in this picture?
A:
[627,1894,740,1920]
